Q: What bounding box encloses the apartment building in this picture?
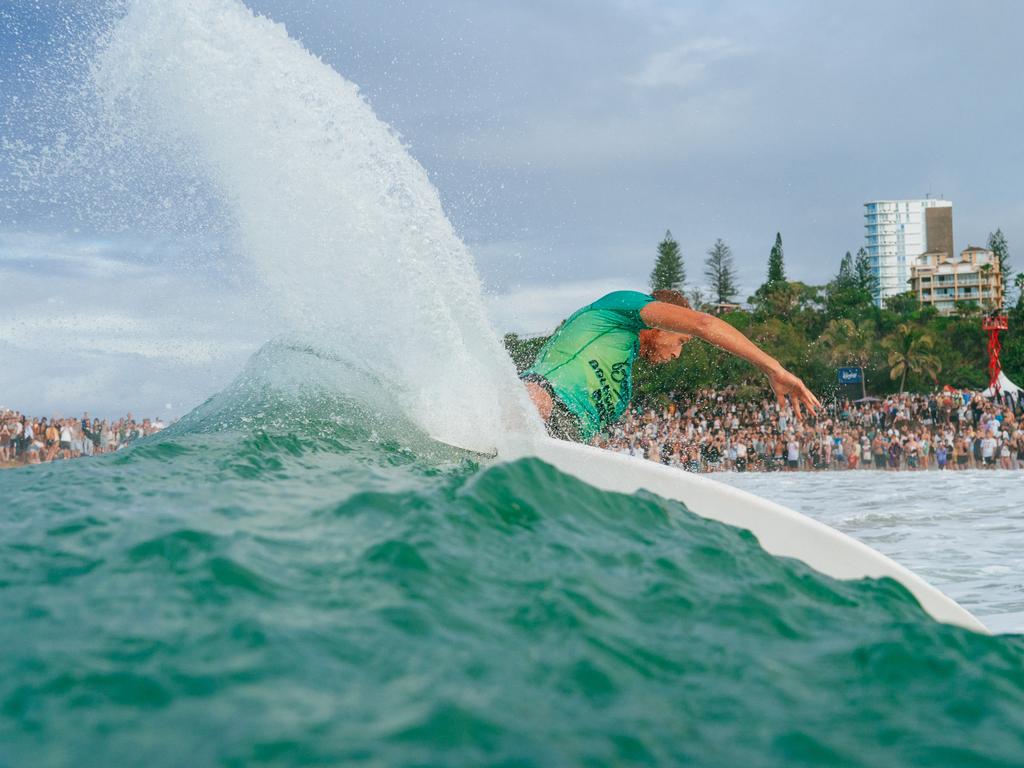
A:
[909,246,1003,314]
[864,199,953,306]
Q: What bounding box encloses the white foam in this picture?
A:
[90,0,540,451]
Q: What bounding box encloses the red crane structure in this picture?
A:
[982,313,1009,395]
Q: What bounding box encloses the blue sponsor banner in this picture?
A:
[837,367,863,384]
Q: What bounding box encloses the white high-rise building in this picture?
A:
[864,199,953,306]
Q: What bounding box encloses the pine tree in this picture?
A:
[836,251,854,285]
[854,246,876,295]
[650,230,685,292]
[767,232,786,284]
[704,238,739,304]
[826,250,874,318]
[988,229,1009,306]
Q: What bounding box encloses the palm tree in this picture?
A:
[819,318,877,397]
[881,323,942,394]
[818,318,876,368]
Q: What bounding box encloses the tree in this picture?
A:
[854,247,877,295]
[704,238,739,304]
[881,323,942,394]
[1002,286,1024,383]
[751,232,790,310]
[818,317,878,397]
[954,299,983,318]
[836,251,855,284]
[650,230,685,292]
[767,232,786,284]
[884,291,918,317]
[818,318,876,369]
[825,251,874,319]
[988,229,1010,293]
[688,287,710,312]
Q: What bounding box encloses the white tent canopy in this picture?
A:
[982,371,1023,398]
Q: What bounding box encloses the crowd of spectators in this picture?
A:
[0,410,166,467]
[597,388,1024,473]
[5,389,1023,474]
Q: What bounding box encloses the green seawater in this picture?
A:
[3,388,1024,768]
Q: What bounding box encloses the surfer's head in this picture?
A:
[639,290,692,363]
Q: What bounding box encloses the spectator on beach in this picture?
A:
[100,422,115,453]
[786,437,800,471]
[0,420,10,462]
[43,419,59,462]
[595,386,1023,474]
[59,420,73,460]
[981,434,998,468]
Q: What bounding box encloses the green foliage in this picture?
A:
[883,291,919,317]
[988,228,1009,297]
[881,323,942,394]
[817,318,877,369]
[825,251,875,318]
[704,238,739,304]
[650,230,685,292]
[750,280,823,327]
[751,233,793,311]
[954,300,984,319]
[1001,302,1024,384]
[854,247,877,296]
[688,287,710,311]
[930,316,988,389]
[767,232,786,284]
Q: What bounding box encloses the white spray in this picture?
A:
[90,0,539,451]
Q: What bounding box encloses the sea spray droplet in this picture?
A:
[87,0,538,452]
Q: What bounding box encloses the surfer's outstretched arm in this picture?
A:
[639,301,822,417]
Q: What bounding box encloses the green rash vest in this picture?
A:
[523,291,655,440]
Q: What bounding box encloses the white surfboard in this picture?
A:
[494,437,988,634]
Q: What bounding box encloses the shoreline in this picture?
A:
[3,453,1021,474]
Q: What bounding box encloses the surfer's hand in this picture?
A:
[768,368,821,419]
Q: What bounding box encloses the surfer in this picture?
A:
[521,290,821,442]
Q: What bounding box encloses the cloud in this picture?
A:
[0,230,152,278]
[0,229,269,418]
[627,38,746,90]
[458,88,751,172]
[0,339,217,420]
[0,312,252,364]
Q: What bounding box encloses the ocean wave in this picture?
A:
[3,411,1024,765]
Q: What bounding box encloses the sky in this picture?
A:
[2,0,1023,418]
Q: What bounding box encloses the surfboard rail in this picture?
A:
[502,438,988,634]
